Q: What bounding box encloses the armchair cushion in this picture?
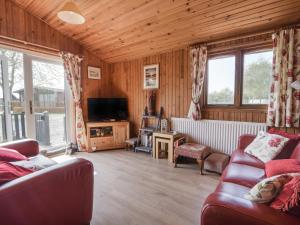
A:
[0,161,33,185]
[0,147,28,162]
[11,155,57,171]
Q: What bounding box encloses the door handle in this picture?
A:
[29,100,33,114]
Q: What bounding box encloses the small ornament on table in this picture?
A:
[148,90,156,116]
[143,106,149,116]
[161,119,169,133]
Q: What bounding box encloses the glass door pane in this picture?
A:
[32,59,66,151]
[7,51,26,140]
[0,49,25,142]
[0,58,7,142]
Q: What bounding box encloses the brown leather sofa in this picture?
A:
[0,139,94,225]
[201,134,300,225]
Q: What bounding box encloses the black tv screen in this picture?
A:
[88,98,128,121]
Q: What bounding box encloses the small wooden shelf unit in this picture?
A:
[87,121,129,152]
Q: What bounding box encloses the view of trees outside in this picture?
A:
[207,56,235,104]
[0,49,24,101]
[207,51,272,105]
[242,51,272,104]
[0,48,66,150]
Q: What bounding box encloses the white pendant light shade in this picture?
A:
[291,80,300,90]
[57,2,85,25]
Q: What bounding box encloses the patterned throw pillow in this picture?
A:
[245,131,289,163]
[244,174,294,203]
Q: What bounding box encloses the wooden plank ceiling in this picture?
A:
[11,0,300,63]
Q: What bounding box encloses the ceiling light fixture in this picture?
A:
[57,1,85,25]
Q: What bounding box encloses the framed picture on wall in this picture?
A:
[88,66,101,79]
[143,64,159,89]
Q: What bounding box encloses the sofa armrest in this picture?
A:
[237,134,256,150]
[0,158,94,225]
[201,193,299,225]
[0,139,39,157]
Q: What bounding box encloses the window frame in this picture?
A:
[204,47,272,110]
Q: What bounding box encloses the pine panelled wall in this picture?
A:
[0,0,298,137]
[109,33,300,136]
[81,50,111,122]
[110,48,191,136]
[0,0,109,123]
[0,0,81,55]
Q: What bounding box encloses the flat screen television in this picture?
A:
[88,98,128,122]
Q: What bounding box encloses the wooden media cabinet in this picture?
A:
[86,121,130,152]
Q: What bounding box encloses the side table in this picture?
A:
[152,132,183,163]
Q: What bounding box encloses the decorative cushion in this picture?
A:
[268,128,300,159]
[244,174,293,203]
[11,155,57,171]
[174,143,210,160]
[245,131,289,163]
[0,147,28,162]
[0,161,33,185]
[270,175,300,212]
[268,128,300,140]
[265,159,300,177]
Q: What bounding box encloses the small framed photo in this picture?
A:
[88,66,101,79]
[143,64,159,89]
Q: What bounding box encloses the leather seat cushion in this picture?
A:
[231,150,265,169]
[222,163,266,188]
[215,181,250,199]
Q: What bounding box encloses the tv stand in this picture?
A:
[86,121,129,152]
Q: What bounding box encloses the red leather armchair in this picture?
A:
[201,135,300,225]
[0,139,94,225]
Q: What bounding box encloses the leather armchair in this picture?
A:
[0,139,94,225]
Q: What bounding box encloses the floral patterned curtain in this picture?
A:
[60,52,88,151]
[187,46,207,120]
[267,29,300,127]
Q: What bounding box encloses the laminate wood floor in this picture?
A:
[77,150,219,225]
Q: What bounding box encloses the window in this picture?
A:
[207,56,235,105]
[242,50,272,104]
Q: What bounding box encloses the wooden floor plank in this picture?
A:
[77,150,219,225]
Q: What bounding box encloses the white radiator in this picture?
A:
[171,118,267,155]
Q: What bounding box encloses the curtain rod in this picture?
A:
[0,35,84,58]
[191,23,300,48]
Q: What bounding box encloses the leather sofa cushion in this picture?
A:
[215,182,250,199]
[231,150,265,169]
[222,163,266,188]
[0,147,28,162]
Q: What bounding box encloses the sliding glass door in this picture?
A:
[0,47,70,152]
[31,59,67,151]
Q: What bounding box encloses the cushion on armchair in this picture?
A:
[0,147,28,162]
[0,161,33,185]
